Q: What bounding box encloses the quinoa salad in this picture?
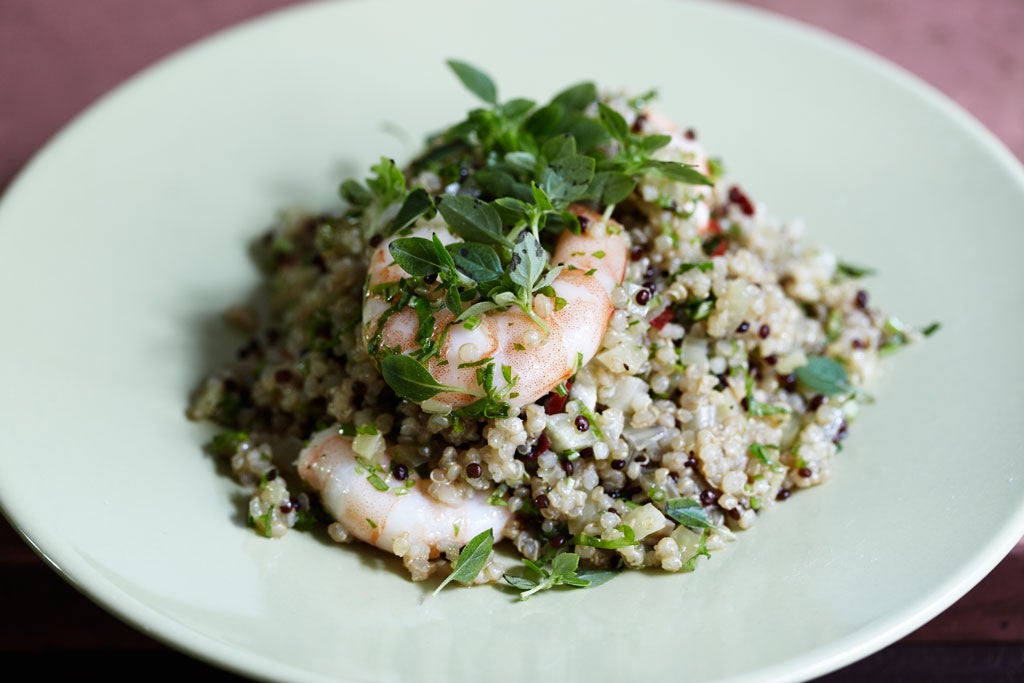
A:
[187,62,935,597]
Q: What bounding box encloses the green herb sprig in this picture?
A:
[503,552,617,600]
[433,528,494,595]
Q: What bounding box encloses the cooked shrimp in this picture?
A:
[297,427,511,560]
[362,206,628,410]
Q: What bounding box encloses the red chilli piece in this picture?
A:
[700,218,728,257]
[650,307,676,330]
[727,185,755,216]
[544,381,573,415]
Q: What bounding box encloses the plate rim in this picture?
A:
[1,1,1023,682]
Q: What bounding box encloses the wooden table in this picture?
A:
[2,1,1022,679]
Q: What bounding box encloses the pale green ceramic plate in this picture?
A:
[2,1,1023,681]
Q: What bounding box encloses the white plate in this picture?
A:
[2,1,1023,681]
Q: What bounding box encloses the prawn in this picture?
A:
[297,427,511,559]
[362,205,628,411]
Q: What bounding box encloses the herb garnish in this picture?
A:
[380,354,478,403]
[433,528,494,596]
[664,498,718,530]
[503,552,617,600]
[363,60,719,411]
[664,498,736,539]
[794,356,853,396]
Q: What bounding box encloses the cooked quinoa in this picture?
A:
[187,63,930,592]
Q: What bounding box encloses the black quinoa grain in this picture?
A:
[368,233,383,248]
[780,372,798,392]
[833,420,849,443]
[561,460,574,476]
[577,214,590,229]
[798,467,813,478]
[548,534,566,549]
[535,494,550,509]
[466,462,483,478]
[809,394,825,411]
[635,289,651,305]
[629,245,645,261]
[610,459,626,470]
[393,463,408,481]
[852,338,867,349]
[266,468,278,481]
[736,321,750,334]
[279,501,294,513]
[684,128,697,140]
[634,454,648,465]
[685,456,698,469]
[574,415,590,432]
[776,488,791,501]
[855,289,868,309]
[700,489,718,505]
[758,324,771,339]
[764,354,778,366]
[728,507,742,520]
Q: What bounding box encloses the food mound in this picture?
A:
[187,61,933,598]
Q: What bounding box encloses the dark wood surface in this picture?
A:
[2,1,1022,680]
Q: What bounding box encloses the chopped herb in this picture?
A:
[366,472,388,492]
[206,430,247,457]
[677,261,713,274]
[487,483,509,506]
[259,506,274,539]
[826,309,844,342]
[681,529,711,572]
[748,443,783,472]
[745,373,790,417]
[574,524,638,549]
[922,322,941,336]
[836,261,876,279]
[366,517,377,529]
